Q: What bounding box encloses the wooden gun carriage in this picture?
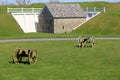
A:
[78,36,95,48]
[12,48,37,64]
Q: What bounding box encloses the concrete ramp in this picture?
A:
[12,13,39,33]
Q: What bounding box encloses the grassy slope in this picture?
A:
[0,40,120,80]
[72,2,120,37]
[0,14,23,37]
[0,2,120,39]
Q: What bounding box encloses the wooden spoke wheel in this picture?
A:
[12,48,20,64]
[28,49,37,64]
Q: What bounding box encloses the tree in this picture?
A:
[15,0,31,6]
[49,0,60,3]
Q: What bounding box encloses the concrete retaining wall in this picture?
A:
[12,13,39,33]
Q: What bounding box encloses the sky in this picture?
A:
[0,0,120,5]
[30,0,120,3]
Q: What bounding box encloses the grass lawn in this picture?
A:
[0,40,120,80]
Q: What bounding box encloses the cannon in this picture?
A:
[78,36,95,48]
[12,48,37,64]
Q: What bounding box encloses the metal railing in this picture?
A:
[7,7,105,13]
[7,8,42,13]
[83,7,106,13]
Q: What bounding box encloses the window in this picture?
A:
[62,26,64,30]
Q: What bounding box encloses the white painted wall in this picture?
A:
[12,13,39,33]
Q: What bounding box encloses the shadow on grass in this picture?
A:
[74,45,93,48]
[9,61,30,65]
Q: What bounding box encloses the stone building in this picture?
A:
[38,4,86,33]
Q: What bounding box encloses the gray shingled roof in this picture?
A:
[45,4,86,18]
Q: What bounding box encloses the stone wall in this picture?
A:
[38,6,54,33]
[54,18,86,33]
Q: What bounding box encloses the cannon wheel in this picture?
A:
[91,37,95,47]
[28,49,37,64]
[12,48,20,64]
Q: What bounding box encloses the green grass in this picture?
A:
[73,2,120,37]
[0,40,120,80]
[0,2,120,39]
